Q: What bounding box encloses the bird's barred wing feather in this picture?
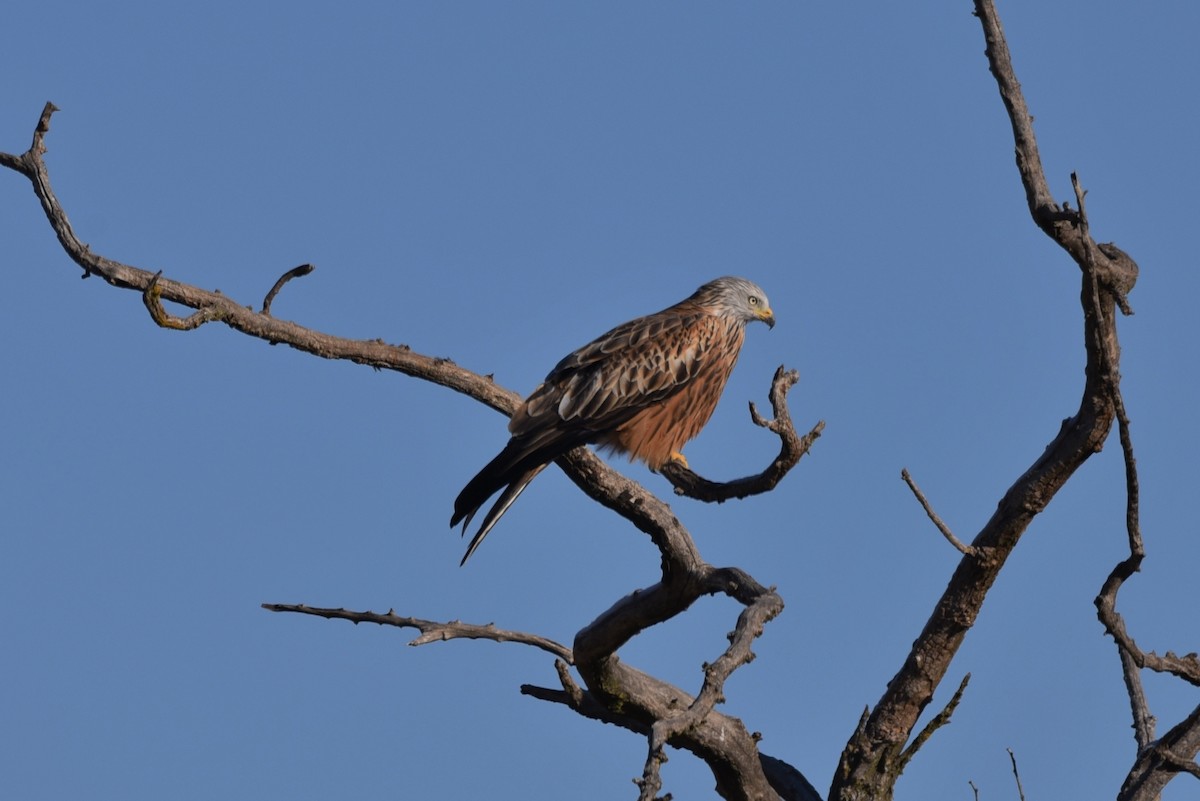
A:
[452,276,771,564]
[453,309,722,553]
[512,308,716,436]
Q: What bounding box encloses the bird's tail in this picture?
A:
[451,436,559,564]
[457,464,546,565]
[451,439,530,529]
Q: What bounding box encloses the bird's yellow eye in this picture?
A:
[748,295,759,306]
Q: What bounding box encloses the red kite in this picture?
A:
[452,276,775,564]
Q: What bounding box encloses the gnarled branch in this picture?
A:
[830,3,1141,799]
[1,104,520,418]
[3,102,817,801]
[663,366,824,503]
[1118,703,1200,801]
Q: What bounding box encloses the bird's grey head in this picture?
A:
[693,276,775,329]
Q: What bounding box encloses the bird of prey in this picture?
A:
[451,275,775,564]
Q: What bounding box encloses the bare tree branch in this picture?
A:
[662,367,824,502]
[1118,703,1200,801]
[523,684,823,801]
[262,599,809,798]
[636,570,785,801]
[972,8,1137,308]
[895,674,970,775]
[262,263,315,315]
[900,469,975,557]
[1070,126,1200,800]
[3,102,818,801]
[142,270,223,330]
[262,603,574,661]
[830,3,1141,799]
[522,683,650,733]
[1,104,521,418]
[1007,749,1027,801]
[571,558,794,799]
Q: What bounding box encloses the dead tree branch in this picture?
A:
[634,569,786,801]
[662,367,824,502]
[3,103,818,801]
[521,684,823,801]
[1007,749,1027,801]
[1117,703,1200,801]
[895,674,970,775]
[262,263,315,315]
[0,104,520,419]
[829,3,1141,799]
[900,469,975,557]
[262,603,573,661]
[568,553,794,799]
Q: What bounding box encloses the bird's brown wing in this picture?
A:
[453,306,734,561]
[512,308,713,435]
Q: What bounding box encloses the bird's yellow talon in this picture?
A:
[669,451,689,469]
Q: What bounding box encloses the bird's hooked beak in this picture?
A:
[757,307,776,329]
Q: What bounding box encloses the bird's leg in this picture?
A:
[668,451,690,469]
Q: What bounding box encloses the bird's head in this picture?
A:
[696,276,775,329]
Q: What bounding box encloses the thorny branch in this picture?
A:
[3,103,821,801]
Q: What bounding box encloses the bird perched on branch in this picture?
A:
[451,276,775,564]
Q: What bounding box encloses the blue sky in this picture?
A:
[2,3,1197,799]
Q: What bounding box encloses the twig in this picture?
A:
[634,749,668,801]
[662,366,823,502]
[1073,172,1134,316]
[1082,154,1200,793]
[1007,748,1027,801]
[521,683,649,733]
[262,263,315,315]
[554,659,584,707]
[262,603,573,662]
[897,673,971,773]
[901,468,976,556]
